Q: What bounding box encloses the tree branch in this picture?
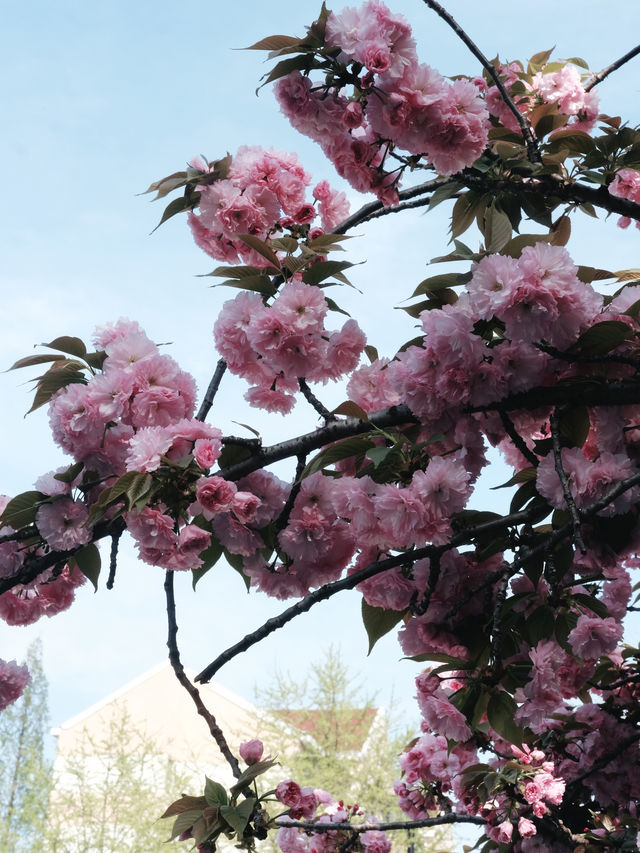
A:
[276,815,485,832]
[585,43,640,91]
[420,0,540,163]
[196,358,227,422]
[216,405,417,481]
[332,178,451,234]
[550,408,586,553]
[164,570,243,779]
[195,505,548,684]
[298,378,336,422]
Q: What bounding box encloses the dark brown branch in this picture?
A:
[461,171,640,225]
[276,815,485,832]
[195,548,430,684]
[550,409,586,553]
[420,0,540,163]
[196,358,227,422]
[500,411,539,467]
[585,44,640,91]
[488,574,509,683]
[196,505,546,684]
[164,570,243,779]
[216,405,417,481]
[470,378,640,414]
[332,178,451,234]
[298,378,336,422]
[106,529,122,590]
[0,517,126,596]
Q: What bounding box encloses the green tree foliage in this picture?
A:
[255,648,448,853]
[44,707,197,853]
[0,639,52,852]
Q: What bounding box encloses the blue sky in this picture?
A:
[1,0,639,789]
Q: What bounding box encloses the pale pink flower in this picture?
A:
[36,498,92,551]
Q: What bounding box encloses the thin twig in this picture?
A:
[585,44,640,91]
[549,409,586,553]
[488,574,509,683]
[332,178,451,234]
[196,505,547,684]
[298,378,336,422]
[420,0,540,163]
[196,358,227,422]
[274,453,307,534]
[499,411,539,468]
[164,571,243,779]
[106,530,122,590]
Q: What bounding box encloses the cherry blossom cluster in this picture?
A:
[0,493,87,627]
[485,59,599,134]
[274,1,490,202]
[188,146,349,265]
[276,781,391,853]
[214,283,366,414]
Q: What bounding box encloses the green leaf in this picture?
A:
[526,605,555,644]
[572,592,610,618]
[306,233,351,252]
[485,205,512,253]
[53,461,84,484]
[361,600,405,655]
[244,34,301,51]
[27,362,88,414]
[528,47,555,73]
[223,551,252,592]
[192,540,223,590]
[161,796,208,820]
[230,759,278,794]
[0,490,45,530]
[211,275,277,297]
[428,180,464,210]
[411,272,470,299]
[365,446,392,468]
[207,265,275,280]
[324,296,350,317]
[139,170,188,200]
[221,799,256,837]
[204,777,228,806]
[231,421,261,439]
[258,54,313,89]
[42,336,87,359]
[571,320,632,356]
[486,691,526,745]
[169,809,205,840]
[450,192,481,239]
[500,233,550,258]
[493,467,537,489]
[558,406,590,448]
[7,353,67,371]
[152,195,196,232]
[302,259,354,286]
[404,652,471,667]
[576,265,614,283]
[332,401,369,420]
[70,544,101,592]
[302,435,374,478]
[236,235,281,269]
